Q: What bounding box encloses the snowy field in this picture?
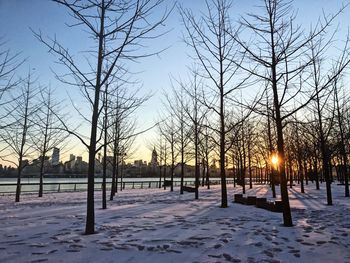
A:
[0,183,349,263]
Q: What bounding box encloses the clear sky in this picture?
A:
[0,0,348,165]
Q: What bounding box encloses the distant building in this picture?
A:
[150,148,158,167]
[134,160,147,167]
[63,155,88,174]
[69,154,75,161]
[51,147,60,166]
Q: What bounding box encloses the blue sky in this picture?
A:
[0,0,348,164]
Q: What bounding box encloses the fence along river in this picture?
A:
[0,177,228,194]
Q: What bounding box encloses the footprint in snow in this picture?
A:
[29,259,49,263]
[212,241,223,249]
[300,241,314,246]
[66,249,80,252]
[29,243,48,248]
[262,249,274,258]
[222,253,241,262]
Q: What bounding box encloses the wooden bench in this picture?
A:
[233,194,256,205]
[234,194,245,204]
[234,194,283,213]
[273,200,283,212]
[163,180,172,187]
[246,196,256,205]
[255,197,267,208]
[182,186,196,193]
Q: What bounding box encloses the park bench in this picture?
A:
[234,194,283,213]
[163,180,172,187]
[182,186,196,193]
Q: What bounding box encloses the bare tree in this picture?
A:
[333,76,350,197]
[0,71,38,202]
[181,72,206,200]
[36,0,169,234]
[109,83,150,199]
[232,0,349,226]
[167,81,192,194]
[101,84,110,209]
[180,0,250,207]
[35,0,171,234]
[32,86,68,197]
[199,120,215,189]
[306,32,350,204]
[158,115,177,191]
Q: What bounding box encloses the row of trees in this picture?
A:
[1,0,350,235]
[33,0,171,235]
[0,47,69,202]
[1,0,169,236]
[155,0,350,228]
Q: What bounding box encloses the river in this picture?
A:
[0,177,219,194]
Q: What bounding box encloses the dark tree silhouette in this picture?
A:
[231,0,349,226]
[165,81,192,194]
[180,0,249,207]
[0,71,38,202]
[34,0,171,234]
[32,87,68,197]
[333,77,350,197]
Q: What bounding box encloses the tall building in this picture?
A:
[150,148,158,167]
[51,147,60,166]
[69,154,75,161]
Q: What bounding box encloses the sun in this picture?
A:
[271,155,279,166]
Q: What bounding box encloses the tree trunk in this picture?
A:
[275,110,293,226]
[180,144,184,194]
[15,162,22,203]
[39,99,50,198]
[120,155,124,191]
[16,81,31,202]
[102,88,108,209]
[38,154,46,197]
[288,156,293,188]
[248,143,252,189]
[85,0,105,235]
[195,122,199,199]
[206,158,210,189]
[219,87,227,207]
[202,158,205,187]
[110,148,117,200]
[315,89,332,205]
[171,140,174,192]
[159,165,162,189]
[271,68,292,226]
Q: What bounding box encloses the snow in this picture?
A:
[1,183,350,263]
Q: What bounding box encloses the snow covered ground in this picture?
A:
[0,183,349,263]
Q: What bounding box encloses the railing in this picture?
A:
[0,179,232,194]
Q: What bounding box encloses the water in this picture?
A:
[0,177,163,184]
[0,177,211,194]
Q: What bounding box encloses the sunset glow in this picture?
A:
[271,155,279,167]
